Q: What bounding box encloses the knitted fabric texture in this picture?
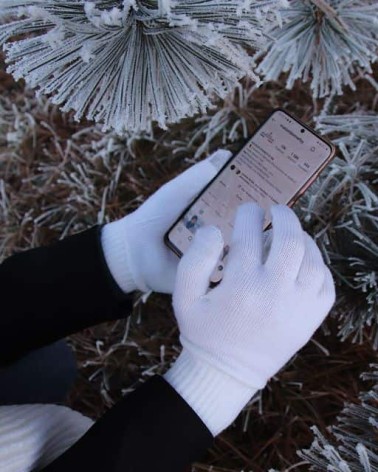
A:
[0,404,93,471]
[165,203,335,435]
[101,149,232,294]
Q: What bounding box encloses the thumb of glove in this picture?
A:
[173,226,224,316]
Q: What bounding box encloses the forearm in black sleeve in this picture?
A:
[41,375,214,472]
[0,226,133,364]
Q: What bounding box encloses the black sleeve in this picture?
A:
[0,226,133,365]
[1,225,215,471]
[41,375,214,472]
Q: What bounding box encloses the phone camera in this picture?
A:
[300,129,305,134]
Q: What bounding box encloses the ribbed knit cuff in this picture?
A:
[0,404,93,471]
[163,349,256,437]
[101,219,142,294]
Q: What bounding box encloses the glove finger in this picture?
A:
[319,266,336,307]
[173,226,224,314]
[155,149,232,213]
[205,149,233,174]
[307,267,335,330]
[264,205,305,280]
[222,202,265,285]
[262,228,273,264]
[296,232,326,290]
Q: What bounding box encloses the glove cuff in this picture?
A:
[101,219,149,294]
[163,349,256,436]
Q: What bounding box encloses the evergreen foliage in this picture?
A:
[0,0,281,133]
[298,110,378,348]
[1,1,377,132]
[298,365,378,471]
[256,0,378,97]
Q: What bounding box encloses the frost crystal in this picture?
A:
[256,0,378,97]
[298,365,378,471]
[0,0,280,134]
[298,109,378,348]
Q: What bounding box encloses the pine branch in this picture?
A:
[298,364,378,471]
[256,0,378,98]
[0,0,282,134]
[297,110,378,348]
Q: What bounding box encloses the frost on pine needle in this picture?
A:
[298,364,378,471]
[0,86,155,258]
[304,140,377,217]
[297,110,378,348]
[315,112,378,147]
[256,0,378,98]
[0,0,281,134]
[174,81,259,159]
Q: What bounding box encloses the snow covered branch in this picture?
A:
[0,0,282,133]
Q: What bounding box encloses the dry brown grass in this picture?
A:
[1,54,377,471]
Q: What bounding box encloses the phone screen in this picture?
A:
[166,109,334,284]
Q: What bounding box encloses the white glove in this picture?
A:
[164,202,335,436]
[101,149,232,294]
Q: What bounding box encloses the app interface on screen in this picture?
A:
[169,110,332,281]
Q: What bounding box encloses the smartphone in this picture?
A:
[164,108,336,285]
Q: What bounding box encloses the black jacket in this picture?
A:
[0,226,213,471]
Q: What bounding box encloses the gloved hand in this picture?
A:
[164,202,335,436]
[101,149,232,294]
